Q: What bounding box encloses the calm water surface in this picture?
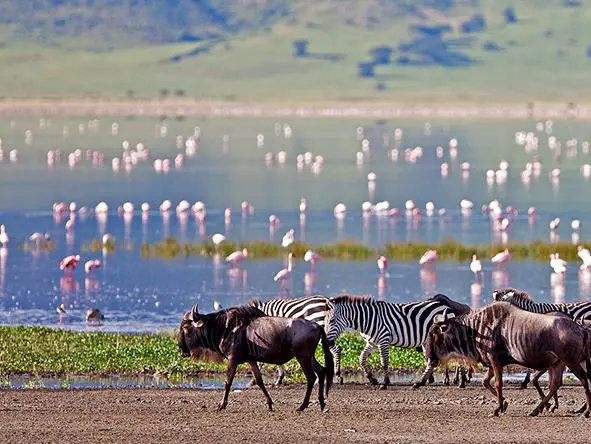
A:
[1,116,591,332]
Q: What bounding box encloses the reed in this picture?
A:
[138,237,589,263]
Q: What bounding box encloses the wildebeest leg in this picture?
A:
[453,366,467,388]
[218,358,238,411]
[567,362,591,417]
[312,358,327,411]
[359,342,379,385]
[481,367,497,397]
[274,365,286,387]
[530,364,563,417]
[331,343,343,384]
[378,342,390,390]
[444,366,451,386]
[295,354,317,412]
[531,369,558,412]
[520,369,532,390]
[248,361,274,411]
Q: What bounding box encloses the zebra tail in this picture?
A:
[585,329,591,382]
[320,329,334,397]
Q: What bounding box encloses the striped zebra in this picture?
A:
[250,295,343,385]
[493,287,591,388]
[324,293,469,389]
[493,288,591,321]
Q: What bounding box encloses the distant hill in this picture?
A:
[0,0,590,102]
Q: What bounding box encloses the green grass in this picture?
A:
[135,237,588,262]
[1,1,591,102]
[0,326,423,377]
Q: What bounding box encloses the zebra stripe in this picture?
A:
[325,294,452,387]
[494,288,591,322]
[251,295,342,383]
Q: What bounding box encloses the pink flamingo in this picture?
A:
[304,250,320,271]
[377,255,388,275]
[0,225,8,247]
[274,253,293,290]
[470,254,483,280]
[226,248,248,268]
[60,254,80,273]
[491,248,511,269]
[84,259,101,275]
[419,249,438,267]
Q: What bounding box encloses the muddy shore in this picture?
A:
[0,99,589,119]
[1,383,590,443]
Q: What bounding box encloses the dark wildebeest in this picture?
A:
[419,302,591,417]
[177,304,333,412]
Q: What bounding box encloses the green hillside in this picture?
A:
[0,0,590,102]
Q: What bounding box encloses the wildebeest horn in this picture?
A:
[192,303,199,318]
[433,314,446,324]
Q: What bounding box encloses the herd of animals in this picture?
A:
[177,288,591,417]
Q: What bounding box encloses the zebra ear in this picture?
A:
[433,314,446,325]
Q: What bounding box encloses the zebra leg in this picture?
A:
[359,342,378,385]
[520,368,532,389]
[413,362,435,389]
[378,343,390,390]
[331,343,343,384]
[458,366,467,388]
[274,365,286,387]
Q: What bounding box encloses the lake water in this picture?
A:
[1,115,591,333]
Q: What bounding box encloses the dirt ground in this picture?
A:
[1,382,590,443]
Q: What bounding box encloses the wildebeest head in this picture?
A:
[423,309,461,368]
[177,304,225,362]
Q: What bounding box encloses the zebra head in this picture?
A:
[324,299,345,346]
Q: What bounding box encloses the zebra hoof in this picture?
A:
[338,376,344,385]
[367,377,379,386]
[379,384,388,390]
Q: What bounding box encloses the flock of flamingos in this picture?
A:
[1,117,591,321]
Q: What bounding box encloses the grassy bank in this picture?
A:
[134,238,588,263]
[0,327,424,378]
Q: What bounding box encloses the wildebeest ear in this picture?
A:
[194,319,204,328]
[444,312,456,321]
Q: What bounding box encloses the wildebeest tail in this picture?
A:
[320,329,334,396]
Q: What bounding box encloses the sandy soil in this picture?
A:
[1,382,590,443]
[0,98,590,119]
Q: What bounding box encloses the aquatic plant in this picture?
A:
[0,326,423,377]
[138,237,591,263]
[83,239,116,254]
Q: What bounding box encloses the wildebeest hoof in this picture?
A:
[412,382,423,389]
[379,384,388,390]
[488,411,500,418]
[550,405,558,413]
[428,375,435,384]
[459,381,466,389]
[502,400,508,413]
[529,408,540,417]
[519,382,529,390]
[216,404,227,412]
[295,405,307,412]
[582,410,590,418]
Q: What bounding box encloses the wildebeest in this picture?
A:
[420,302,591,417]
[177,304,333,412]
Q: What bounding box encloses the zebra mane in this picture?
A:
[493,288,533,303]
[329,293,374,304]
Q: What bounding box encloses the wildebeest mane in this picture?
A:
[329,293,373,304]
[428,293,471,315]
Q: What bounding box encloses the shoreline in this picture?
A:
[0,98,589,119]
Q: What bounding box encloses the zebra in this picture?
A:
[250,295,343,385]
[493,288,591,321]
[324,293,470,389]
[493,287,591,388]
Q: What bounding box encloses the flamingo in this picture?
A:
[578,246,591,269]
[550,253,567,274]
[29,232,50,244]
[56,304,66,315]
[102,233,114,247]
[299,198,307,214]
[377,255,388,275]
[491,249,511,268]
[419,249,438,266]
[304,250,320,271]
[274,252,293,290]
[281,229,295,248]
[212,233,226,248]
[470,254,483,278]
[60,254,80,272]
[226,248,248,268]
[84,259,101,275]
[0,225,9,247]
